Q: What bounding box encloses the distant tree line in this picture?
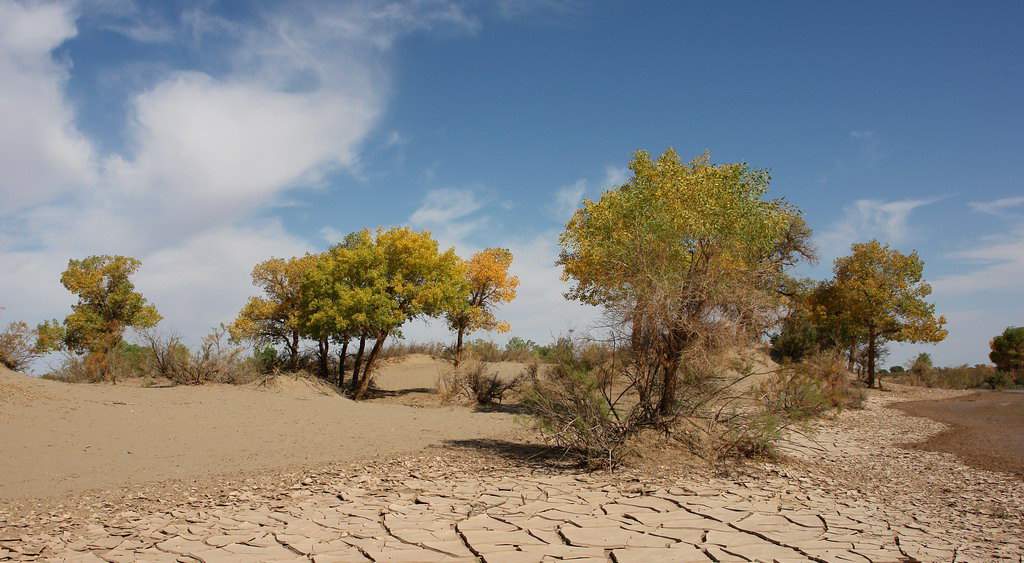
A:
[7,146,1021,407]
[225,227,518,398]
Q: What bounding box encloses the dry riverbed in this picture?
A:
[2,367,1022,561]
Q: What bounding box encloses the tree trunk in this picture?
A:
[351,335,366,395]
[337,338,349,388]
[318,337,329,377]
[656,327,686,417]
[453,325,465,368]
[288,331,300,371]
[355,332,388,400]
[866,328,877,389]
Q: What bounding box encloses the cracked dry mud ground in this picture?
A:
[1,387,1022,562]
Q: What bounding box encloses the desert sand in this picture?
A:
[1,382,1022,561]
[0,357,520,500]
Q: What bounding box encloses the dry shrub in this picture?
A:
[379,340,447,359]
[757,350,851,420]
[523,358,633,468]
[840,385,867,409]
[523,333,857,467]
[898,364,999,389]
[440,359,525,405]
[142,328,259,385]
[42,353,95,383]
[0,320,40,372]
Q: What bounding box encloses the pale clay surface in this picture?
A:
[1,386,1023,562]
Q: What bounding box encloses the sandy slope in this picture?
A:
[0,358,519,500]
[372,353,528,391]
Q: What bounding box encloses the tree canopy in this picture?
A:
[335,227,468,398]
[446,247,519,365]
[36,255,161,381]
[823,239,947,387]
[558,148,807,414]
[228,255,317,370]
[989,326,1024,383]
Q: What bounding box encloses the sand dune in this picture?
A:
[0,359,519,500]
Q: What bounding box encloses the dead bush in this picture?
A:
[522,331,830,467]
[142,327,259,385]
[42,353,96,383]
[758,349,867,418]
[379,340,447,359]
[523,358,634,468]
[0,319,40,372]
[839,385,867,409]
[440,360,524,405]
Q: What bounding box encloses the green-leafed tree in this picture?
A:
[315,227,468,399]
[558,149,809,415]
[300,238,366,387]
[825,240,947,388]
[989,326,1024,383]
[36,255,161,381]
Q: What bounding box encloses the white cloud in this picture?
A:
[319,226,345,244]
[135,222,311,339]
[601,165,628,189]
[499,232,599,341]
[968,196,1024,217]
[932,236,1024,296]
[410,188,485,225]
[817,197,938,260]
[0,0,94,213]
[0,0,477,356]
[551,179,586,221]
[108,70,378,231]
[409,188,492,246]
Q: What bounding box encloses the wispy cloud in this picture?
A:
[410,188,485,224]
[385,131,409,146]
[409,188,490,244]
[319,226,344,244]
[932,215,1024,296]
[550,179,586,221]
[601,165,628,189]
[968,196,1024,217]
[817,197,940,260]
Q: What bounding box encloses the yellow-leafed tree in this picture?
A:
[826,239,947,388]
[558,149,805,415]
[446,248,519,366]
[228,254,317,370]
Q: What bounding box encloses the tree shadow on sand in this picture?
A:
[441,438,583,469]
[469,402,528,415]
[366,387,435,398]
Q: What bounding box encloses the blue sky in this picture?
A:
[1,0,1021,369]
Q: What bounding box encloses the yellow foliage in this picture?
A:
[558,148,797,308]
[829,239,947,344]
[227,254,318,347]
[448,248,519,336]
